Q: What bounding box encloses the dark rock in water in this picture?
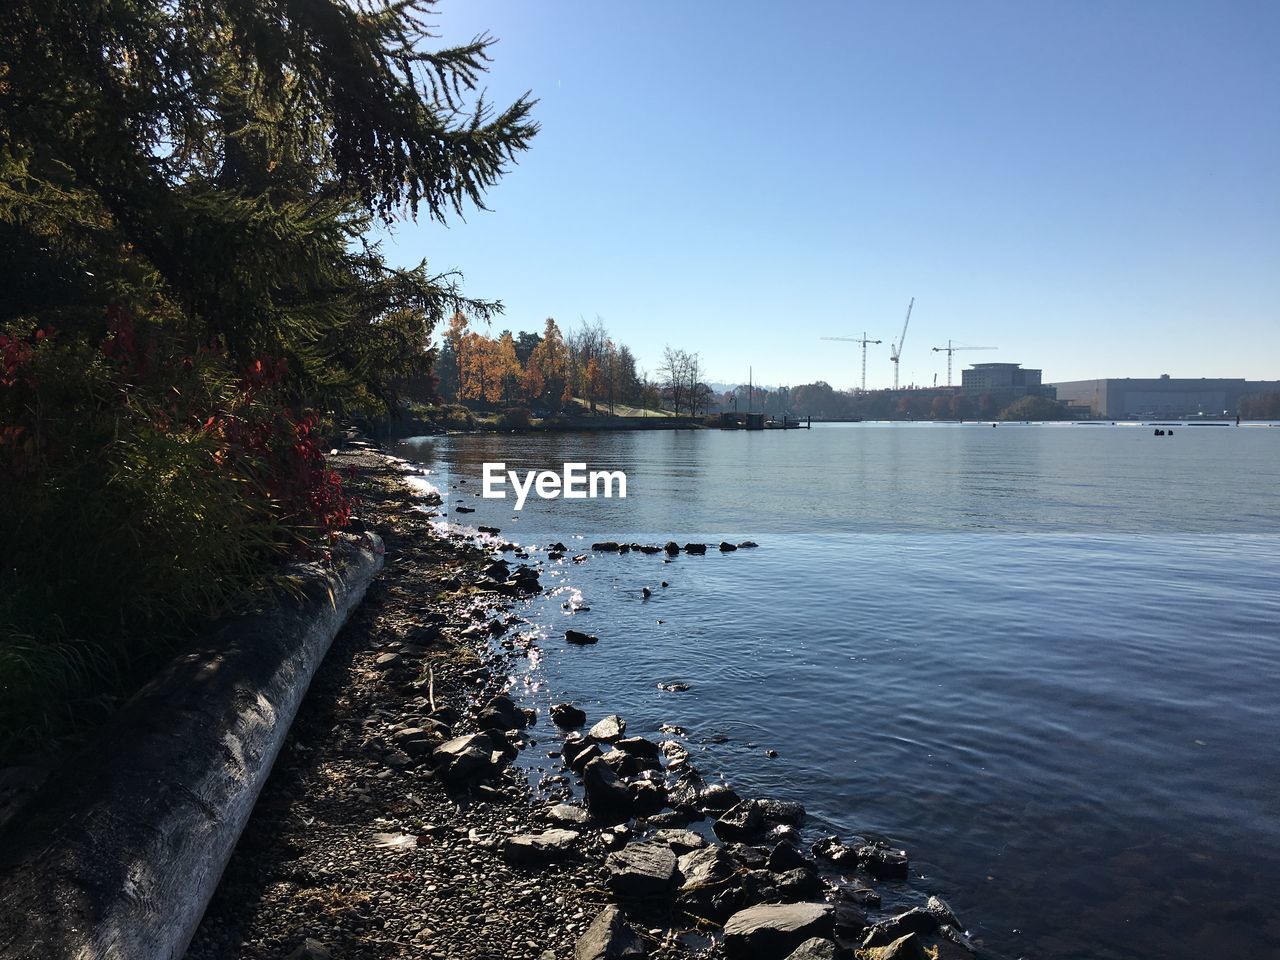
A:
[455,505,475,513]
[606,842,678,898]
[478,525,501,535]
[592,541,622,551]
[934,924,981,957]
[832,899,870,938]
[835,882,880,909]
[631,778,668,817]
[722,902,834,959]
[574,904,646,960]
[659,740,691,768]
[503,828,581,866]
[615,736,661,760]
[639,544,663,554]
[811,835,856,865]
[781,938,836,960]
[432,733,497,783]
[699,783,741,812]
[738,540,759,548]
[666,777,705,815]
[618,543,632,554]
[588,714,627,742]
[582,757,635,816]
[684,542,707,554]
[773,866,823,901]
[657,681,691,692]
[768,840,812,873]
[757,798,806,825]
[713,800,765,843]
[641,586,651,598]
[863,933,929,960]
[565,629,600,645]
[550,702,588,728]
[651,828,707,853]
[477,694,533,731]
[664,541,681,555]
[861,908,940,948]
[857,843,910,879]
[925,895,962,929]
[719,541,738,551]
[549,541,568,552]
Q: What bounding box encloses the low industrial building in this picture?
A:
[1050,376,1280,418]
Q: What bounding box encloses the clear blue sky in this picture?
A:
[380,1,1280,390]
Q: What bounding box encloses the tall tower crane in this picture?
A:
[890,297,914,390]
[819,331,882,393]
[931,340,997,387]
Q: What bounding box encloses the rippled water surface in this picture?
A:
[394,423,1280,960]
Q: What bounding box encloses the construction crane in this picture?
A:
[819,331,882,393]
[931,340,997,387]
[890,297,914,390]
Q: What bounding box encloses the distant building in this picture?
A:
[961,363,1057,404]
[1050,375,1280,418]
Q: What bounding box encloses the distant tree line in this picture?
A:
[431,316,715,416]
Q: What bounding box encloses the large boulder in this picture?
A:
[605,842,678,898]
[615,736,662,762]
[713,800,765,843]
[477,694,532,731]
[582,757,634,816]
[698,783,741,812]
[561,734,601,771]
[574,904,646,960]
[550,702,588,728]
[588,714,627,742]
[677,844,736,893]
[651,829,706,854]
[432,733,496,783]
[757,798,806,825]
[566,629,600,646]
[722,902,834,959]
[546,803,591,827]
[503,829,581,867]
[857,843,910,879]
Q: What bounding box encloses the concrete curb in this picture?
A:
[0,533,384,960]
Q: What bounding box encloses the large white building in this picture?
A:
[1050,375,1280,418]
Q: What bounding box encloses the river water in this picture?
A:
[393,422,1280,960]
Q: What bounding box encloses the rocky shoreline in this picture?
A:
[187,439,983,960]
